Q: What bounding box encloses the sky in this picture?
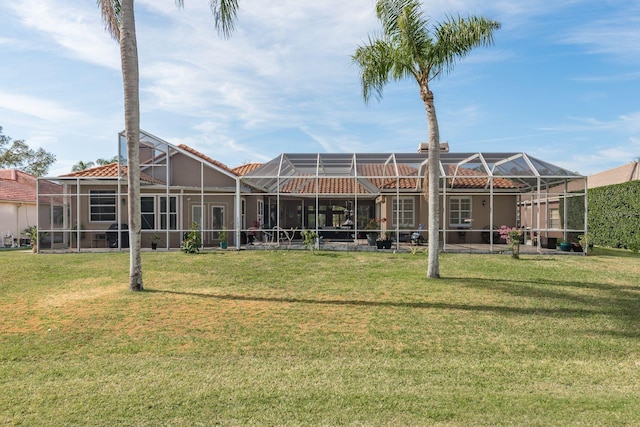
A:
[1,0,639,177]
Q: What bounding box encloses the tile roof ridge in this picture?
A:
[176,144,234,175]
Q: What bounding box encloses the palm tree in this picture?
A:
[71,160,95,172]
[353,0,500,278]
[96,156,119,166]
[98,0,239,291]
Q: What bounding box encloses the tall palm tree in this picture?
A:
[98,0,239,291]
[353,0,500,278]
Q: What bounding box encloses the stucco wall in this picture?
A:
[0,202,37,244]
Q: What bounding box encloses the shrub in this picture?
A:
[181,222,202,254]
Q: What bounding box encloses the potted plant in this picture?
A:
[578,234,592,253]
[24,226,39,253]
[365,218,387,246]
[376,231,393,249]
[363,218,379,246]
[150,233,161,250]
[218,226,228,249]
[558,238,572,252]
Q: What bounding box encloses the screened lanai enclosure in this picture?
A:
[35,130,586,253]
[240,152,586,252]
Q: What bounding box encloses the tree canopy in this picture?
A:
[0,126,56,177]
[71,156,119,172]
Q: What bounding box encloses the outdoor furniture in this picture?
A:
[106,223,129,248]
[411,224,425,245]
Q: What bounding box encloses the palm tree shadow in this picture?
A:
[146,288,599,319]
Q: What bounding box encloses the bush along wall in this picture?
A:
[587,181,640,251]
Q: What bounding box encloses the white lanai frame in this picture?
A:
[36,130,240,252]
[36,142,586,253]
[241,152,586,253]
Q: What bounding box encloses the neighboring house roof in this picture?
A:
[0,169,37,203]
[61,163,164,184]
[588,161,640,189]
[177,144,236,175]
[232,163,263,176]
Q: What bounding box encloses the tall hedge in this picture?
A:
[588,181,640,249]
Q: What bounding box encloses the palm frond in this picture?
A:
[210,0,239,38]
[352,36,395,103]
[432,14,500,76]
[97,0,121,41]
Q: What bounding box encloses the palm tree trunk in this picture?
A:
[422,84,440,278]
[120,0,143,291]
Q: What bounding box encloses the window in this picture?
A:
[392,197,415,227]
[52,206,64,228]
[192,205,203,230]
[449,197,472,227]
[550,208,560,229]
[257,199,264,227]
[241,199,246,230]
[141,197,155,230]
[89,190,116,222]
[160,196,177,230]
[211,206,225,239]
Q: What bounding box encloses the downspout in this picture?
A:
[35,178,39,253]
[76,180,80,252]
[536,177,541,254]
[583,178,588,256]
[315,153,320,247]
[489,177,494,253]
[235,177,241,250]
[442,178,447,251]
[563,180,568,242]
[165,147,170,250]
[200,161,204,249]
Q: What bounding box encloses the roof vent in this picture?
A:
[418,142,449,153]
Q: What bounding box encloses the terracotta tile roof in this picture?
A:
[280,176,372,194]
[61,163,164,184]
[232,163,263,176]
[360,164,420,190]
[446,165,523,189]
[177,144,236,175]
[588,161,640,189]
[260,162,523,195]
[0,169,37,203]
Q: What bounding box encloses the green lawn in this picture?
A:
[1,248,639,426]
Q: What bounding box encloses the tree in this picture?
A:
[0,126,56,177]
[352,0,500,278]
[97,0,239,291]
[71,156,119,172]
[96,156,119,166]
[71,160,96,172]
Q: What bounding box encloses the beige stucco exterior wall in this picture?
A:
[377,194,517,244]
[170,155,236,189]
[0,201,37,245]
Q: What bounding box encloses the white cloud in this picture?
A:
[7,0,120,69]
[0,91,81,122]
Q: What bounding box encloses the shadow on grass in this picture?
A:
[147,288,601,319]
[591,247,640,258]
[446,276,640,337]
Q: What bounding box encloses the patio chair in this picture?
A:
[411,224,425,245]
